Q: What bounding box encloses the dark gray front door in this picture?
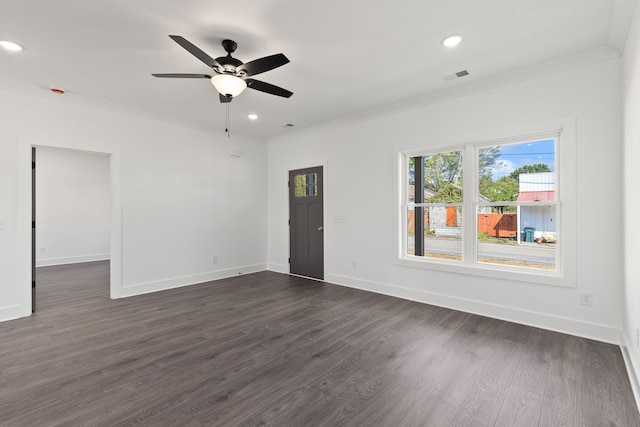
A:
[289,166,324,280]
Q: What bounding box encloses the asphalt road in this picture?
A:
[409,237,556,266]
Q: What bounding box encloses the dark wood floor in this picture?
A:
[0,262,638,426]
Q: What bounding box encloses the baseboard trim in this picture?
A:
[621,334,640,413]
[37,253,110,267]
[0,304,28,323]
[324,273,621,344]
[118,263,267,298]
[267,262,288,274]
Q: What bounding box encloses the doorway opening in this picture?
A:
[19,138,122,318]
[31,147,111,311]
[32,146,111,312]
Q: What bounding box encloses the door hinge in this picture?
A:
[32,221,36,228]
[32,161,36,169]
[288,258,291,264]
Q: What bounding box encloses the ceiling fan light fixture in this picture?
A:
[0,40,23,51]
[442,35,463,48]
[210,74,247,97]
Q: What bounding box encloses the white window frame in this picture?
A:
[393,118,577,288]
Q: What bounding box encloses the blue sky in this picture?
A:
[489,139,555,180]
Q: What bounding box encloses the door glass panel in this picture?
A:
[295,173,317,197]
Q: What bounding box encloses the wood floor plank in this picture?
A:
[0,261,638,426]
[450,338,524,426]
[581,339,640,427]
[539,374,582,427]
[493,387,544,427]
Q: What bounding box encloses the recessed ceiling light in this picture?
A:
[442,35,462,48]
[0,40,23,52]
[247,114,258,120]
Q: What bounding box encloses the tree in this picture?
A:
[408,147,504,203]
[478,146,504,180]
[479,176,519,202]
[423,152,462,192]
[509,163,551,182]
[407,156,418,185]
[429,183,463,203]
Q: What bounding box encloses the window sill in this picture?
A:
[395,255,575,288]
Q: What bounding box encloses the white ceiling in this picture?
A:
[0,0,635,139]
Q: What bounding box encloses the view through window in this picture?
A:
[404,137,557,272]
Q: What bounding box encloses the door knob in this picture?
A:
[318,226,324,231]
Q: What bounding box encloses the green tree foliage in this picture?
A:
[478,146,503,179]
[423,151,462,192]
[408,147,504,203]
[408,156,416,185]
[509,163,551,182]
[480,176,519,202]
[429,183,463,203]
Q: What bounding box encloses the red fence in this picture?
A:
[478,213,517,238]
[407,209,429,234]
[408,210,517,238]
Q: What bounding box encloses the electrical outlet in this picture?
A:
[212,255,218,264]
[352,261,357,269]
[580,291,593,306]
[40,247,46,254]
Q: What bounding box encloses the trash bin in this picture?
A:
[524,227,535,243]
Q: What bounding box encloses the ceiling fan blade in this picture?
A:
[168,35,221,69]
[219,93,232,103]
[152,73,212,79]
[246,79,293,98]
[237,53,289,76]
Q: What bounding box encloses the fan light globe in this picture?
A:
[211,74,247,97]
[0,40,23,51]
[442,35,462,48]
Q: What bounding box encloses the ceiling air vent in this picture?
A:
[282,123,295,128]
[443,70,470,81]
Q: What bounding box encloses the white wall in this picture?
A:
[267,57,623,344]
[623,0,640,401]
[0,82,268,321]
[36,147,110,267]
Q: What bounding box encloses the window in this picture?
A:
[400,131,566,282]
[294,172,318,197]
[476,139,557,270]
[406,150,464,261]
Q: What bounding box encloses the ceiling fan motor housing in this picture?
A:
[221,39,237,53]
[215,55,244,75]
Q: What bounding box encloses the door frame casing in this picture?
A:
[18,136,122,318]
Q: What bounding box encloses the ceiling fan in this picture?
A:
[153,35,293,103]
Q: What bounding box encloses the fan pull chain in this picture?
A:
[225,102,231,138]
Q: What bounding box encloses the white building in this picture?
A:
[517,172,556,243]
